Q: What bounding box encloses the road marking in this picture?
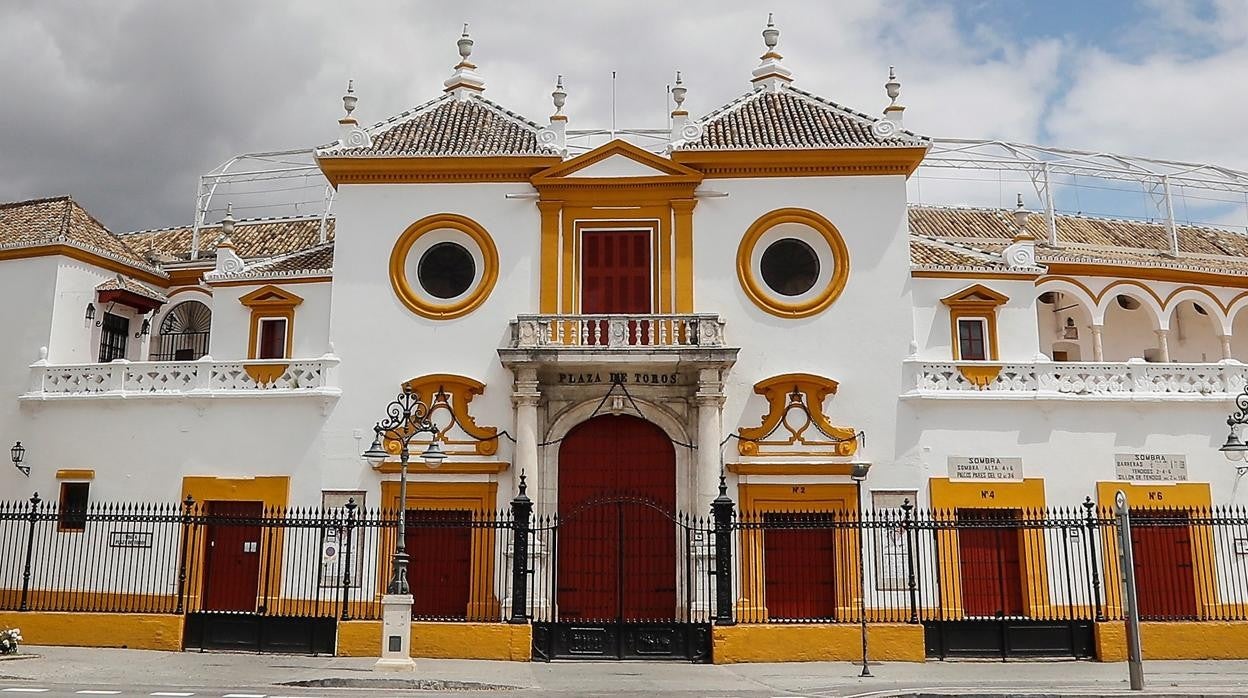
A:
[2,690,49,694]
[76,692,121,695]
[150,693,195,697]
[222,694,266,698]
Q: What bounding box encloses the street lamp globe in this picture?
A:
[362,429,389,466]
[421,439,447,468]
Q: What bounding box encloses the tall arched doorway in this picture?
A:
[540,414,707,660]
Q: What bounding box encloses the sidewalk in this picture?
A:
[5,646,1248,696]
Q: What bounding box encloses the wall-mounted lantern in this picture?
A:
[11,441,28,477]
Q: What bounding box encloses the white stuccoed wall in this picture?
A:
[209,281,333,360]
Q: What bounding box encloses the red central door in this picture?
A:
[406,509,473,619]
[1131,511,1197,620]
[764,513,839,620]
[202,501,264,612]
[957,508,1025,617]
[557,414,676,621]
[581,230,652,345]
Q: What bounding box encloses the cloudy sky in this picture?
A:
[2,0,1246,232]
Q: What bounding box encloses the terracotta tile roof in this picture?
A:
[909,205,1248,277]
[0,196,155,270]
[909,235,1009,271]
[95,274,169,303]
[677,85,929,151]
[325,93,557,157]
[247,242,334,275]
[120,216,334,263]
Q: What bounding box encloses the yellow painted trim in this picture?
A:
[942,283,1007,361]
[211,275,332,288]
[957,364,1003,389]
[0,611,183,651]
[55,469,95,480]
[243,363,289,385]
[538,201,562,314]
[1095,620,1248,661]
[532,139,704,183]
[912,269,1041,280]
[736,483,860,623]
[672,198,696,313]
[1044,262,1248,291]
[379,481,500,620]
[712,623,924,664]
[672,147,928,179]
[737,373,858,457]
[180,475,290,614]
[928,478,1050,619]
[376,460,510,475]
[658,211,672,314]
[736,208,850,319]
[0,244,168,287]
[565,213,666,314]
[239,285,303,360]
[336,620,531,660]
[379,374,500,458]
[318,155,561,187]
[166,286,212,298]
[727,462,853,476]
[388,213,499,320]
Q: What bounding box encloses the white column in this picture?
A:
[375,594,415,671]
[1155,329,1171,363]
[1221,334,1234,361]
[695,368,725,513]
[512,366,541,504]
[1091,324,1105,362]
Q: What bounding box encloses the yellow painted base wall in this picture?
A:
[712,623,925,664]
[1096,621,1248,661]
[337,621,531,661]
[0,612,183,651]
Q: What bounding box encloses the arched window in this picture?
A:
[151,300,212,361]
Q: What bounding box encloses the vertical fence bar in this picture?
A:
[19,493,41,612]
[510,477,532,624]
[1083,497,1106,621]
[340,498,357,620]
[902,499,918,623]
[175,495,193,614]
[712,474,735,626]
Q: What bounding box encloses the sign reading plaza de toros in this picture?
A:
[948,456,1024,481]
[555,371,682,386]
[1114,453,1187,482]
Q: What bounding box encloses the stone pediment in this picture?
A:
[532,140,703,187]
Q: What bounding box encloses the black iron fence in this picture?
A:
[4,492,1248,629]
[148,331,211,362]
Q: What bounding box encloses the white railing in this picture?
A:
[22,355,340,400]
[511,314,726,349]
[904,359,1248,400]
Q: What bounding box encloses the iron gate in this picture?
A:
[530,497,714,661]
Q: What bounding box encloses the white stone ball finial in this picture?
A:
[342,79,357,118]
[885,66,900,104]
[221,202,236,236]
[671,71,686,109]
[763,13,780,50]
[457,23,473,62]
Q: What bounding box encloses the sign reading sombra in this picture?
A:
[1115,453,1187,482]
[948,456,1023,481]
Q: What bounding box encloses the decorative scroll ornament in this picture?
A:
[342,126,372,149]
[382,374,499,457]
[871,119,898,139]
[737,373,860,457]
[536,128,560,146]
[679,122,704,142]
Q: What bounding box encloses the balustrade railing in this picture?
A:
[510,313,726,349]
[22,356,340,399]
[906,359,1248,399]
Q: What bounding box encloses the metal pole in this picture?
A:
[857,479,871,677]
[509,474,533,623]
[388,442,410,595]
[175,495,194,614]
[1115,490,1144,691]
[711,472,735,626]
[19,492,41,612]
[1083,496,1106,621]
[340,497,357,620]
[902,498,918,624]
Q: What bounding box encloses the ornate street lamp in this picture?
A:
[362,385,445,595]
[1219,387,1248,474]
[11,441,27,477]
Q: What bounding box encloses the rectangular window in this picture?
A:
[257,317,288,360]
[98,312,130,362]
[58,481,90,532]
[957,317,988,360]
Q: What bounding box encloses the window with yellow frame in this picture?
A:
[941,284,1009,361]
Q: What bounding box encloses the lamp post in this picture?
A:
[11,442,27,477]
[850,460,872,678]
[361,385,445,672]
[1219,386,1248,476]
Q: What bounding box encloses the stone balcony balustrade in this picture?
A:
[904,358,1248,400]
[509,313,727,349]
[21,352,340,401]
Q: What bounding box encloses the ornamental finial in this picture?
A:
[220,203,235,237]
[751,13,792,90]
[445,23,485,98]
[342,80,357,119]
[882,66,905,125]
[671,71,686,111]
[551,75,567,121]
[458,23,473,61]
[763,13,779,50]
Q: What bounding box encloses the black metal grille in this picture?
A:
[149,332,210,361]
[97,312,129,362]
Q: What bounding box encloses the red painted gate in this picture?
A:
[1131,511,1198,620]
[202,500,263,612]
[406,509,473,619]
[763,514,839,620]
[957,508,1025,617]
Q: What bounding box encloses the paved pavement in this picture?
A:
[4,646,1248,696]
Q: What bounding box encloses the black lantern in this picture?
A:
[1220,387,1248,473]
[84,303,96,322]
[11,441,28,477]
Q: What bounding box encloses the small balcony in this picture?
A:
[21,355,340,401]
[501,314,736,369]
[903,359,1248,401]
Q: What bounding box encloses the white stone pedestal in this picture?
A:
[374,594,415,672]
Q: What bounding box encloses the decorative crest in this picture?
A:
[444,23,486,98]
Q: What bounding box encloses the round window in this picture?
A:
[759,238,820,297]
[417,242,476,299]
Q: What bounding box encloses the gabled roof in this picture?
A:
[909,235,1012,272]
[532,140,702,185]
[0,196,159,272]
[321,92,558,158]
[676,84,929,151]
[206,242,334,284]
[120,216,334,264]
[95,274,169,304]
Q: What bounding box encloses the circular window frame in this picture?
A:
[389,213,499,319]
[760,237,821,297]
[736,208,850,318]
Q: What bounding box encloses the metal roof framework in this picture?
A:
[919,138,1248,252]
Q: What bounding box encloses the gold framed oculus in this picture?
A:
[737,207,850,318]
[389,213,499,320]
